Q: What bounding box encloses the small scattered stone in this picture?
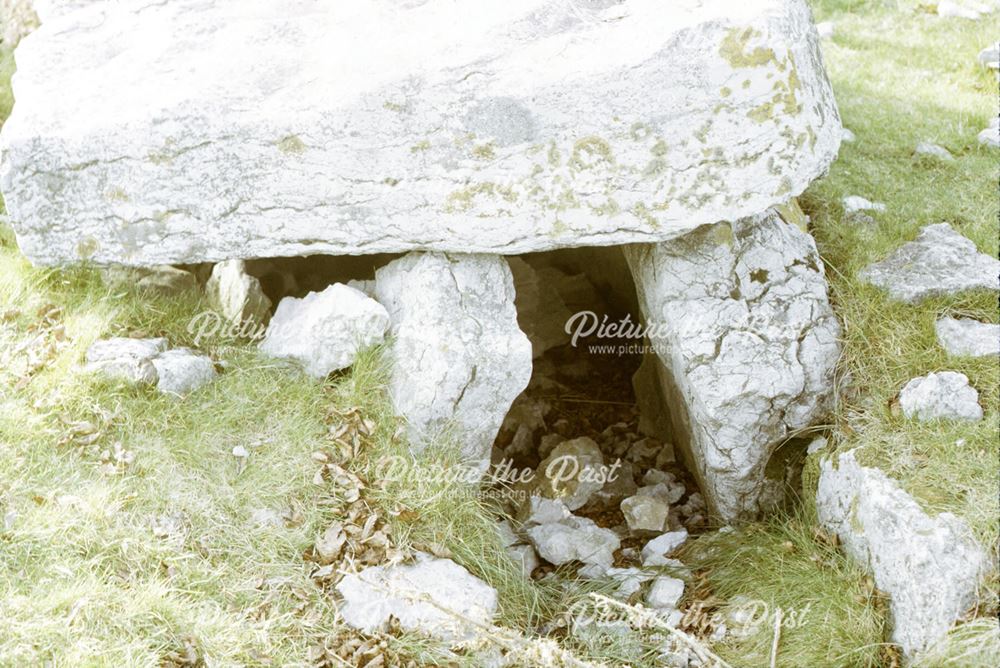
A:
[506,544,539,579]
[336,552,497,641]
[978,118,999,149]
[522,496,572,526]
[260,283,389,378]
[915,141,954,161]
[978,42,999,69]
[136,265,198,294]
[937,1,983,19]
[842,195,885,214]
[807,436,829,455]
[535,436,605,510]
[841,128,856,143]
[898,371,982,422]
[641,530,688,567]
[151,348,216,395]
[646,576,685,610]
[206,259,272,326]
[859,223,1000,304]
[621,495,670,534]
[815,21,834,39]
[250,507,284,528]
[495,520,520,548]
[527,515,620,571]
[84,337,168,385]
[935,317,1000,357]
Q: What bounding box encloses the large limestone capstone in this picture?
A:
[625,208,841,522]
[817,450,986,660]
[375,252,532,470]
[1,0,839,265]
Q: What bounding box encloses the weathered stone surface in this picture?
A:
[375,252,531,469]
[842,195,884,213]
[135,265,197,294]
[336,552,497,641]
[935,316,1000,357]
[860,224,1000,304]
[914,141,954,161]
[621,495,669,534]
[1,0,840,265]
[625,209,841,521]
[527,515,620,571]
[898,371,983,422]
[979,42,1000,69]
[506,544,540,579]
[640,530,689,567]
[817,450,986,659]
[151,348,216,395]
[979,118,999,148]
[259,283,389,378]
[84,337,167,384]
[535,436,605,510]
[508,257,572,358]
[206,259,272,325]
[646,576,685,610]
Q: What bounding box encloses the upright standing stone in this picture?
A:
[375,252,531,470]
[625,209,840,521]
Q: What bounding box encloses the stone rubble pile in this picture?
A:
[84,337,216,395]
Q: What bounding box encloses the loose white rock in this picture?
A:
[625,208,841,521]
[506,544,540,579]
[815,21,834,39]
[934,316,1000,357]
[841,127,856,143]
[522,496,573,527]
[527,515,620,571]
[376,252,531,470]
[206,259,272,325]
[914,141,954,161]
[84,337,168,385]
[817,450,986,659]
[646,576,685,610]
[621,495,670,534]
[151,348,216,395]
[978,42,999,69]
[842,195,885,214]
[336,552,498,641]
[640,530,688,567]
[535,436,605,510]
[898,371,983,422]
[0,0,840,265]
[978,118,999,148]
[859,223,1000,304]
[260,283,389,379]
[136,265,198,294]
[937,1,983,19]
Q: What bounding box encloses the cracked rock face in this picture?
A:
[336,552,497,641]
[1,0,839,265]
[625,208,841,522]
[859,223,1000,304]
[375,252,531,470]
[898,371,983,422]
[206,259,272,326]
[817,450,986,659]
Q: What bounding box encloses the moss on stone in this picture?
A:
[277,135,306,155]
[720,27,777,68]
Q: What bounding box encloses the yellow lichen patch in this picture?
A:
[712,222,734,247]
[775,199,808,232]
[410,140,431,153]
[444,182,518,213]
[276,135,306,155]
[719,27,777,68]
[472,143,496,160]
[76,236,99,259]
[105,187,129,202]
[569,136,614,170]
[720,86,732,97]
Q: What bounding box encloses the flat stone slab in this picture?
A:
[935,316,1000,357]
[859,223,1000,304]
[1,0,840,265]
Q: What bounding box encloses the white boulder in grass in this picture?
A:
[817,450,987,660]
[898,371,983,422]
[259,283,389,379]
[842,196,885,214]
[859,223,1000,304]
[84,337,168,385]
[0,0,840,265]
[375,252,531,471]
[978,118,999,149]
[206,259,272,326]
[151,348,216,395]
[527,515,620,571]
[934,317,1000,358]
[646,576,685,610]
[641,529,689,567]
[914,141,954,161]
[336,552,497,642]
[625,209,841,522]
[978,42,999,69]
